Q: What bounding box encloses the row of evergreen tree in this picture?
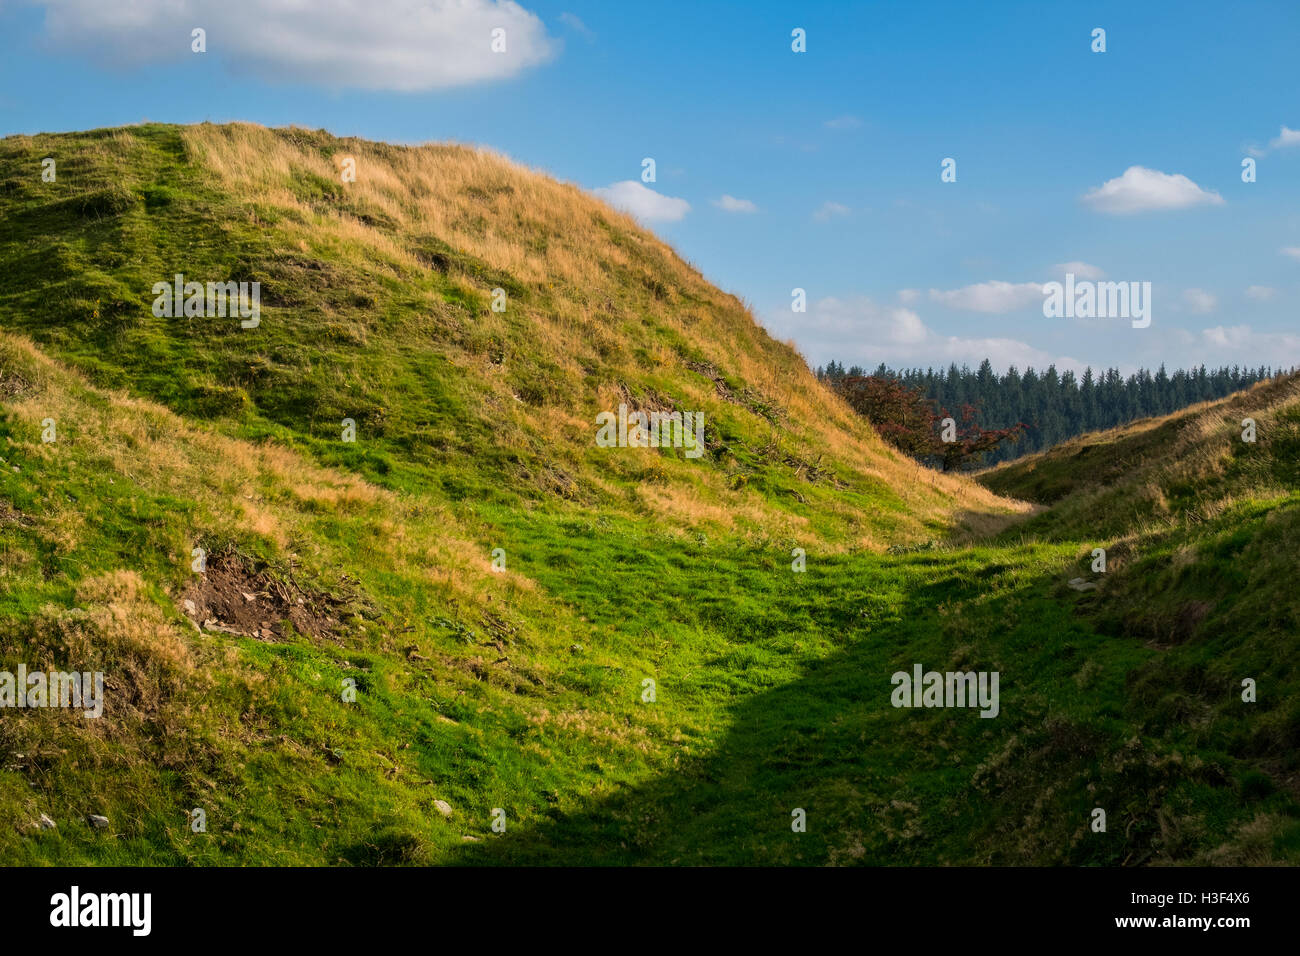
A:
[815,359,1294,466]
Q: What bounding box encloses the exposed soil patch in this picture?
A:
[685,360,785,424]
[0,498,32,526]
[180,547,348,643]
[0,370,32,399]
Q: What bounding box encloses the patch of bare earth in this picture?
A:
[0,498,32,526]
[180,547,347,643]
[0,369,32,399]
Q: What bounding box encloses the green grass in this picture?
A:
[0,123,1297,866]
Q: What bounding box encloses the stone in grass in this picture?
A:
[38,813,57,830]
[88,815,110,830]
[1067,577,1098,592]
[433,800,453,818]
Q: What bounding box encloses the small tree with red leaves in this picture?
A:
[836,375,938,458]
[933,402,1027,472]
[833,375,1025,472]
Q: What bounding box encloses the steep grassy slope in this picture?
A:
[978,373,1300,648]
[1,123,1297,865]
[977,375,1300,843]
[979,372,1300,537]
[1,329,745,863]
[0,122,1016,548]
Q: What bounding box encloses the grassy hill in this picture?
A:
[0,122,1014,546]
[977,376,1300,859]
[978,373,1300,534]
[0,123,1296,865]
[978,373,1300,650]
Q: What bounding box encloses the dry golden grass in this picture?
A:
[177,122,1026,545]
[978,371,1300,539]
[983,374,1300,481]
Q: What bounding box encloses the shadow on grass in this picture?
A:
[445,545,1173,866]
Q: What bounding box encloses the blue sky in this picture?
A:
[2,0,1297,374]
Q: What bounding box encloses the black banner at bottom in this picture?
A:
[1,865,1283,942]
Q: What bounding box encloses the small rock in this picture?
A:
[434,799,453,818]
[183,599,196,615]
[1067,577,1098,592]
[88,814,110,830]
[242,592,256,603]
[38,813,56,830]
[461,835,479,842]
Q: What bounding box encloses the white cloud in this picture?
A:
[819,298,929,346]
[1251,125,1300,156]
[1270,126,1300,150]
[766,296,1081,373]
[1245,285,1276,301]
[897,289,922,304]
[558,11,595,41]
[1183,288,1217,313]
[26,0,556,91]
[1051,261,1105,280]
[927,280,1044,314]
[823,115,862,130]
[592,180,690,222]
[1281,247,1300,262]
[1081,166,1225,214]
[1200,325,1300,365]
[712,195,758,214]
[813,201,851,222]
